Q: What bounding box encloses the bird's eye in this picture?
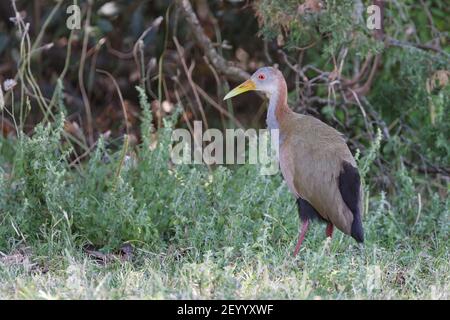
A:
[258,74,266,80]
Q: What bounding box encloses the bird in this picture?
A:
[224,66,364,256]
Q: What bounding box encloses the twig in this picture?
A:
[157,5,173,129]
[78,0,94,145]
[203,55,226,129]
[173,36,209,131]
[419,0,440,40]
[263,40,273,64]
[172,76,199,120]
[174,89,195,137]
[404,159,450,177]
[96,69,130,136]
[194,84,244,129]
[176,0,250,82]
[414,192,422,227]
[132,16,164,88]
[349,89,374,138]
[386,37,450,59]
[112,134,129,191]
[30,0,62,53]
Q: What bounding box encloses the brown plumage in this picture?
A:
[224,66,364,256]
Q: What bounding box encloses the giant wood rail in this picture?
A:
[224,67,364,256]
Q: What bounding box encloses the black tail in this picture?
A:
[338,161,364,243]
[296,198,326,223]
[351,212,364,243]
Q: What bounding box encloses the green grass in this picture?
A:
[0,225,448,299]
[0,102,448,299]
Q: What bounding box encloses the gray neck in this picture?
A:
[266,90,280,130]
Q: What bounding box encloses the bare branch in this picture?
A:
[96,69,130,136]
[176,0,250,82]
[386,37,450,59]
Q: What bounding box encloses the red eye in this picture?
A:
[258,74,266,80]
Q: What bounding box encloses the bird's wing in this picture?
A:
[280,115,358,235]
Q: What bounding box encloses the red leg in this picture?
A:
[326,223,334,238]
[293,219,309,257]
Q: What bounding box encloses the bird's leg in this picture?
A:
[293,219,309,257]
[326,223,334,238]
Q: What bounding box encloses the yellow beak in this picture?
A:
[223,79,256,100]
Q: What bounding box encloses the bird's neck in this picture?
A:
[266,77,290,131]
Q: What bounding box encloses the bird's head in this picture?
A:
[224,67,281,100]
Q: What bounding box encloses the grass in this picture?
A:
[0,102,448,299]
[0,223,448,299]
